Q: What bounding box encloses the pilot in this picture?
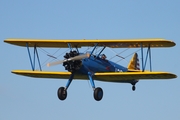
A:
[101,54,107,60]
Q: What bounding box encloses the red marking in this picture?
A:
[106,66,110,70]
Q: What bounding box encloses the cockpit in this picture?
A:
[100,54,107,60]
[85,51,107,60]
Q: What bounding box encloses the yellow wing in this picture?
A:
[4,38,175,48]
[12,70,176,82]
[94,72,177,82]
[11,70,88,80]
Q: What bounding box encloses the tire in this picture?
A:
[94,87,103,101]
[57,87,67,100]
[132,85,136,91]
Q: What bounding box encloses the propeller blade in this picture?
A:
[68,53,90,61]
[47,60,64,67]
[47,53,90,67]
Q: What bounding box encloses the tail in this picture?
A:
[127,53,140,71]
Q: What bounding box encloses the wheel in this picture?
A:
[57,87,67,100]
[132,85,136,91]
[94,87,103,101]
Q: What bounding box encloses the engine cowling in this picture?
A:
[63,50,82,72]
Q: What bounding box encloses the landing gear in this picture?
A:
[94,87,103,101]
[57,71,104,101]
[132,85,136,91]
[88,72,103,101]
[131,80,138,91]
[57,87,67,100]
[57,73,74,101]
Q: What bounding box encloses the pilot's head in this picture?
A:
[101,54,107,59]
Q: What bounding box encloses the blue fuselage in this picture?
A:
[78,55,128,75]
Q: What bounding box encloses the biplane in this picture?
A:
[4,38,177,101]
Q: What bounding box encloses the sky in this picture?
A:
[1,0,180,120]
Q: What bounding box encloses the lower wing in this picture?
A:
[11,70,176,82]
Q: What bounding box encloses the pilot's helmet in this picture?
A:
[101,54,107,59]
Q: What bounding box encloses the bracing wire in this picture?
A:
[83,46,92,53]
[115,49,140,63]
[38,46,50,55]
[36,46,69,69]
[108,48,129,60]
[50,48,61,57]
[95,47,103,55]
[41,49,70,68]
[54,49,69,59]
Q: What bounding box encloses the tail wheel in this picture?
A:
[63,50,82,72]
[131,81,137,91]
[132,85,136,91]
[94,87,103,101]
[57,87,67,100]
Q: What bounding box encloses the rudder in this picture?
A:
[127,53,140,70]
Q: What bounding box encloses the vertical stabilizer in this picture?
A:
[127,53,140,70]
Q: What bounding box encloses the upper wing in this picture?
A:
[4,38,175,48]
[12,70,176,82]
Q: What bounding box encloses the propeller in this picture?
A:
[47,53,90,67]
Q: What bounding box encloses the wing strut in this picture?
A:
[143,45,152,71]
[26,43,42,71]
[65,72,75,90]
[149,45,152,71]
[26,43,34,70]
[90,43,98,56]
[141,43,152,72]
[35,45,42,71]
[97,46,106,58]
[88,72,96,89]
[67,43,72,51]
[88,72,103,101]
[75,46,79,54]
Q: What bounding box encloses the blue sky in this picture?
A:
[1,0,180,120]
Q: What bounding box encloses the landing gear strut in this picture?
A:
[88,72,103,101]
[57,72,74,101]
